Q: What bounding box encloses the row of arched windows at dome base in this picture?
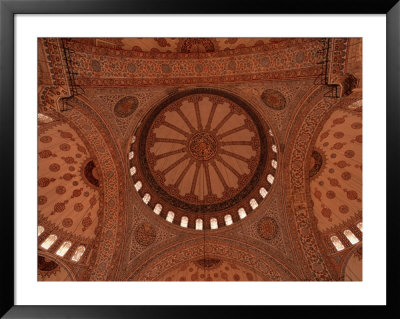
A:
[330,222,362,252]
[129,136,277,230]
[38,226,85,262]
[129,134,359,241]
[137,191,270,230]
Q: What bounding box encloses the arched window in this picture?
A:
[166,211,175,223]
[271,159,278,169]
[250,198,258,210]
[224,214,233,226]
[41,234,57,250]
[238,208,247,219]
[142,193,151,204]
[180,216,188,228]
[267,174,274,184]
[259,187,268,198]
[56,241,72,257]
[344,230,359,245]
[153,203,162,215]
[272,145,278,153]
[195,218,203,230]
[71,245,86,262]
[38,225,44,237]
[38,113,53,123]
[131,136,136,144]
[134,180,142,191]
[129,151,134,160]
[357,222,363,232]
[330,236,345,251]
[130,166,137,176]
[210,218,218,230]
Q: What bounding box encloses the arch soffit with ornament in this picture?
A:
[282,84,362,280]
[282,85,335,280]
[58,97,128,280]
[125,236,301,281]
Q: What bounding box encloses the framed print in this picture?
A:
[1,0,399,318]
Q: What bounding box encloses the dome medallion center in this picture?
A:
[188,132,217,161]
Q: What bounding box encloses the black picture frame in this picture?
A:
[1,0,399,318]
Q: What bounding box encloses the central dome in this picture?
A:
[130,88,278,230]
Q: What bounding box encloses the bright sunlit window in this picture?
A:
[344,230,360,245]
[238,208,247,219]
[195,218,203,230]
[250,198,258,210]
[166,211,175,223]
[56,241,72,257]
[153,203,162,215]
[330,236,345,251]
[210,218,218,229]
[71,245,86,262]
[180,216,188,228]
[40,234,57,250]
[37,225,44,237]
[142,193,151,204]
[134,180,142,191]
[259,187,268,198]
[224,214,233,226]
